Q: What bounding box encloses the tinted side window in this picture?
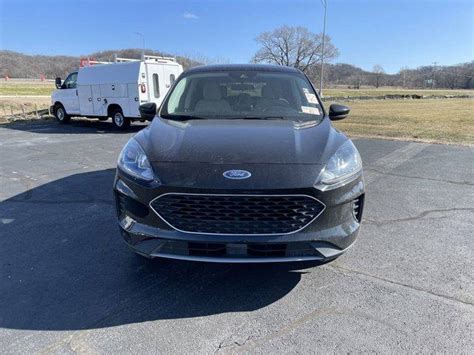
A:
[63,72,77,89]
[153,73,160,98]
[170,74,176,85]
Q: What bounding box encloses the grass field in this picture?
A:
[333,98,474,145]
[1,81,474,98]
[0,81,54,96]
[324,87,474,98]
[0,96,51,118]
[1,81,473,145]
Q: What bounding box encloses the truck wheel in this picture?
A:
[112,109,130,130]
[54,104,70,123]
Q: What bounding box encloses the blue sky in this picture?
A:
[0,0,472,73]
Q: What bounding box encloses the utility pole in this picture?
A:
[134,32,146,59]
[401,66,408,88]
[319,0,327,97]
[432,61,438,89]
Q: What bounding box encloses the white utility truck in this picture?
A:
[51,55,183,129]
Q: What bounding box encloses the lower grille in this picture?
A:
[247,244,286,257]
[157,240,320,258]
[150,193,325,235]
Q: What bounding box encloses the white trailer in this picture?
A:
[51,55,183,129]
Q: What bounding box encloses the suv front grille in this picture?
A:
[150,193,325,235]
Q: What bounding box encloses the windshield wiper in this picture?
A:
[163,115,288,121]
[161,114,208,121]
[234,116,286,120]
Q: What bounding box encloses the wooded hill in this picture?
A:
[0,49,200,79]
[1,49,472,89]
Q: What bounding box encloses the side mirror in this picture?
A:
[139,102,157,121]
[329,104,350,121]
[55,77,62,89]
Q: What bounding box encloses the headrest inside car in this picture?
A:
[202,82,222,100]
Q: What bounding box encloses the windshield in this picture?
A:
[160,70,324,121]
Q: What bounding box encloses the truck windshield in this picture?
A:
[161,70,324,121]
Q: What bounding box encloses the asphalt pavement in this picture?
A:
[0,119,473,353]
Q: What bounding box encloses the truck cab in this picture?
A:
[52,72,80,120]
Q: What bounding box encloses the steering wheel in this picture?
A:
[278,98,290,106]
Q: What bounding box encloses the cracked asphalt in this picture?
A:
[0,119,473,353]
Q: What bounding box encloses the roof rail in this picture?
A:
[80,54,178,67]
[144,54,176,62]
[80,58,111,67]
[88,60,112,65]
[114,57,140,62]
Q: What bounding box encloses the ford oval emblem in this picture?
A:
[223,170,252,180]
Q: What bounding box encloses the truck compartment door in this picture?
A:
[91,85,106,117]
[78,85,94,115]
[128,83,140,118]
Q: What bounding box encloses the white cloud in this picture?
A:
[183,12,199,20]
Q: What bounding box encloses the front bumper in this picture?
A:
[113,170,365,263]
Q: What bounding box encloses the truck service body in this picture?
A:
[51,55,183,129]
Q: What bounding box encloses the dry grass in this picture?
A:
[1,81,473,98]
[332,98,474,145]
[1,81,473,145]
[324,87,474,98]
[0,81,54,96]
[0,96,51,116]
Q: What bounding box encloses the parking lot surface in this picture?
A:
[0,119,473,353]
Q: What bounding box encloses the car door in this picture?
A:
[61,72,80,114]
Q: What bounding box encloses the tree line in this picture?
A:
[1,26,472,89]
[0,49,200,80]
[251,26,473,90]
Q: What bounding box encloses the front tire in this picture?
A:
[111,108,130,130]
[54,104,70,123]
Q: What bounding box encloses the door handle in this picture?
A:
[76,89,78,96]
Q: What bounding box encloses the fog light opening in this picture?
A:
[352,194,365,223]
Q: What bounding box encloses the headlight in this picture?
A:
[316,140,362,190]
[118,138,155,182]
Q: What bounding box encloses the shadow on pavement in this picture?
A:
[0,169,309,331]
[2,118,147,134]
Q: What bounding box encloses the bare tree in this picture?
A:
[399,66,410,88]
[372,64,385,88]
[252,25,339,73]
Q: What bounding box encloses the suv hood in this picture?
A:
[136,117,343,165]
